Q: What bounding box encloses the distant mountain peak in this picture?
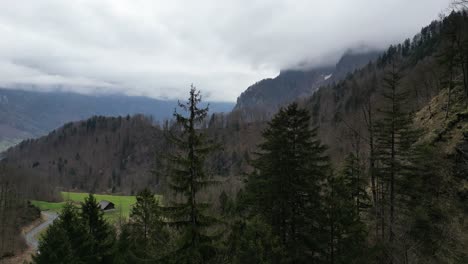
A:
[234,49,381,115]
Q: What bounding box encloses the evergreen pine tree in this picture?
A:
[113,225,134,264]
[81,194,116,263]
[438,12,459,118]
[340,153,369,217]
[33,203,92,264]
[124,188,168,263]
[33,221,76,264]
[398,144,467,263]
[164,85,220,264]
[374,60,420,263]
[245,103,329,263]
[218,190,231,216]
[322,171,370,264]
[225,216,285,264]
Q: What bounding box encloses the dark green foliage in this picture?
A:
[245,103,329,263]
[33,222,76,264]
[218,190,234,216]
[444,10,468,100]
[371,52,468,263]
[81,194,116,263]
[321,171,370,264]
[113,225,133,264]
[340,153,370,214]
[35,199,118,264]
[373,60,423,263]
[33,203,93,264]
[164,86,221,264]
[438,11,460,118]
[117,188,169,263]
[224,217,284,264]
[398,144,467,263]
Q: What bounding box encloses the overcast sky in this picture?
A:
[0,0,452,102]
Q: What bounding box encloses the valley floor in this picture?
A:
[31,191,144,224]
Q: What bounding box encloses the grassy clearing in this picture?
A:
[30,200,65,212]
[31,192,161,223]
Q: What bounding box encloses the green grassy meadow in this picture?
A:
[31,191,161,223]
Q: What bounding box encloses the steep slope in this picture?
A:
[0,89,234,151]
[298,13,459,159]
[414,86,467,205]
[233,50,380,118]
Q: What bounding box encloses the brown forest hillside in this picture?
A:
[2,113,265,197]
[4,115,161,195]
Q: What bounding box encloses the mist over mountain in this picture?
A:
[234,50,381,117]
[0,49,379,151]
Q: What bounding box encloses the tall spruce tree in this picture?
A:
[33,220,76,264]
[340,153,369,217]
[438,11,459,118]
[113,225,134,264]
[122,188,168,263]
[80,194,116,263]
[374,60,420,263]
[225,216,285,264]
[322,170,369,264]
[245,103,329,263]
[398,144,465,263]
[164,85,220,264]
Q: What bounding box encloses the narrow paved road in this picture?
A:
[24,211,58,250]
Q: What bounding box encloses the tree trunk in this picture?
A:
[389,66,397,264]
[446,66,454,120]
[362,101,379,238]
[330,203,335,264]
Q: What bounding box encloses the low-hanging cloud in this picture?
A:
[0,0,451,102]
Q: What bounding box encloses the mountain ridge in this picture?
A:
[0,88,234,151]
[233,50,381,116]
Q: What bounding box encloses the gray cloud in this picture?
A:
[0,0,451,101]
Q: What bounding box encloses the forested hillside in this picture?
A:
[0,88,234,152]
[302,11,467,162]
[4,115,162,195]
[0,165,41,260]
[3,113,263,196]
[1,7,467,264]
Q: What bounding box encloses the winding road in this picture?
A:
[24,211,58,250]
